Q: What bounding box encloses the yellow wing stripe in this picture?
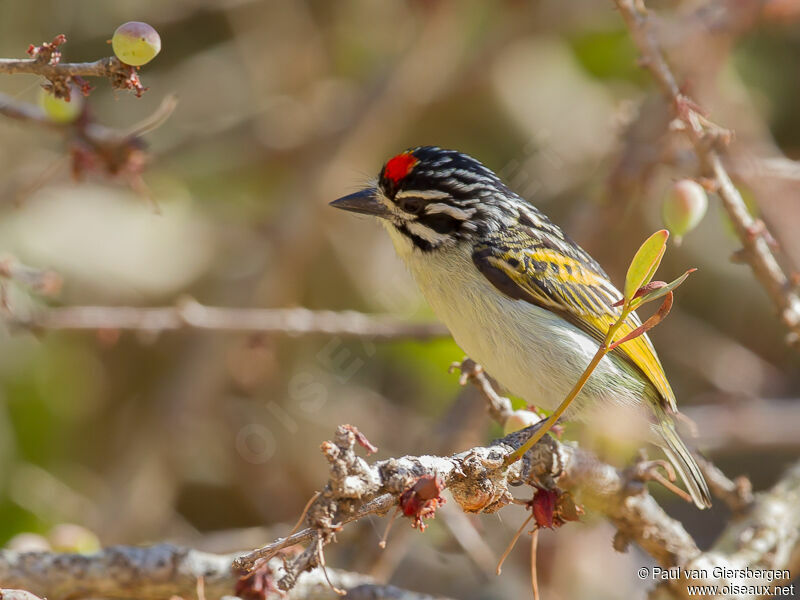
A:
[480,246,675,409]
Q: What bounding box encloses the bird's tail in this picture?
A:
[653,407,712,509]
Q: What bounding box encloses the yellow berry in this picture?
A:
[662,179,708,243]
[112,21,161,66]
[39,87,82,123]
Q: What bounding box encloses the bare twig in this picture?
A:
[612,0,800,347]
[7,299,448,341]
[0,34,146,97]
[237,415,800,596]
[450,358,515,424]
[0,544,448,600]
[235,494,397,569]
[530,528,540,600]
[0,57,130,81]
[237,422,701,594]
[685,397,800,453]
[0,259,445,340]
[732,156,800,183]
[0,93,64,130]
[654,460,800,599]
[0,92,173,193]
[694,455,753,513]
[0,257,62,296]
[0,591,45,600]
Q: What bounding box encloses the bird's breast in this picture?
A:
[384,226,650,412]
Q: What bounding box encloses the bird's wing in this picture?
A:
[471,227,675,409]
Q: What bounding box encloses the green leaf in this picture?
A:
[630,268,696,310]
[624,230,669,303]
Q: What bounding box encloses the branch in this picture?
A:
[0,544,449,600]
[612,0,800,347]
[4,299,448,341]
[235,361,800,598]
[0,91,174,202]
[233,420,800,599]
[235,423,700,593]
[0,57,123,79]
[0,35,146,97]
[0,591,43,600]
[653,460,800,599]
[0,93,64,130]
[0,260,445,340]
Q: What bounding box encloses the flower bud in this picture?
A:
[662,179,708,244]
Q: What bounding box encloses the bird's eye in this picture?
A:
[399,196,425,214]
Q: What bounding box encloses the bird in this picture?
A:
[330,146,711,509]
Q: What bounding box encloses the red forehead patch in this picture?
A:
[383,152,418,184]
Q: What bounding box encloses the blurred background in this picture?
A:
[1,1,800,598]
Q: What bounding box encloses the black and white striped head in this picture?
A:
[331,146,541,251]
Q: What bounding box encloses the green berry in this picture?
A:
[39,86,82,123]
[503,409,541,434]
[112,21,161,66]
[48,523,101,554]
[662,179,708,243]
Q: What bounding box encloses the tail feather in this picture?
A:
[655,413,712,509]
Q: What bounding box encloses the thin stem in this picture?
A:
[505,345,607,465]
[286,491,321,542]
[316,538,348,596]
[378,506,400,549]
[505,308,633,465]
[530,528,540,600]
[496,512,534,575]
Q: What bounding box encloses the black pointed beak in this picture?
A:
[329,188,391,219]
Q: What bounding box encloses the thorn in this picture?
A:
[730,248,749,264]
[740,220,780,250]
[613,530,631,553]
[744,220,766,242]
[378,506,400,549]
[697,177,719,193]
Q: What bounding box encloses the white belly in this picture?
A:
[385,226,652,414]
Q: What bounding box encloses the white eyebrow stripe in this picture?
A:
[424,203,476,220]
[406,220,450,245]
[395,189,451,200]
